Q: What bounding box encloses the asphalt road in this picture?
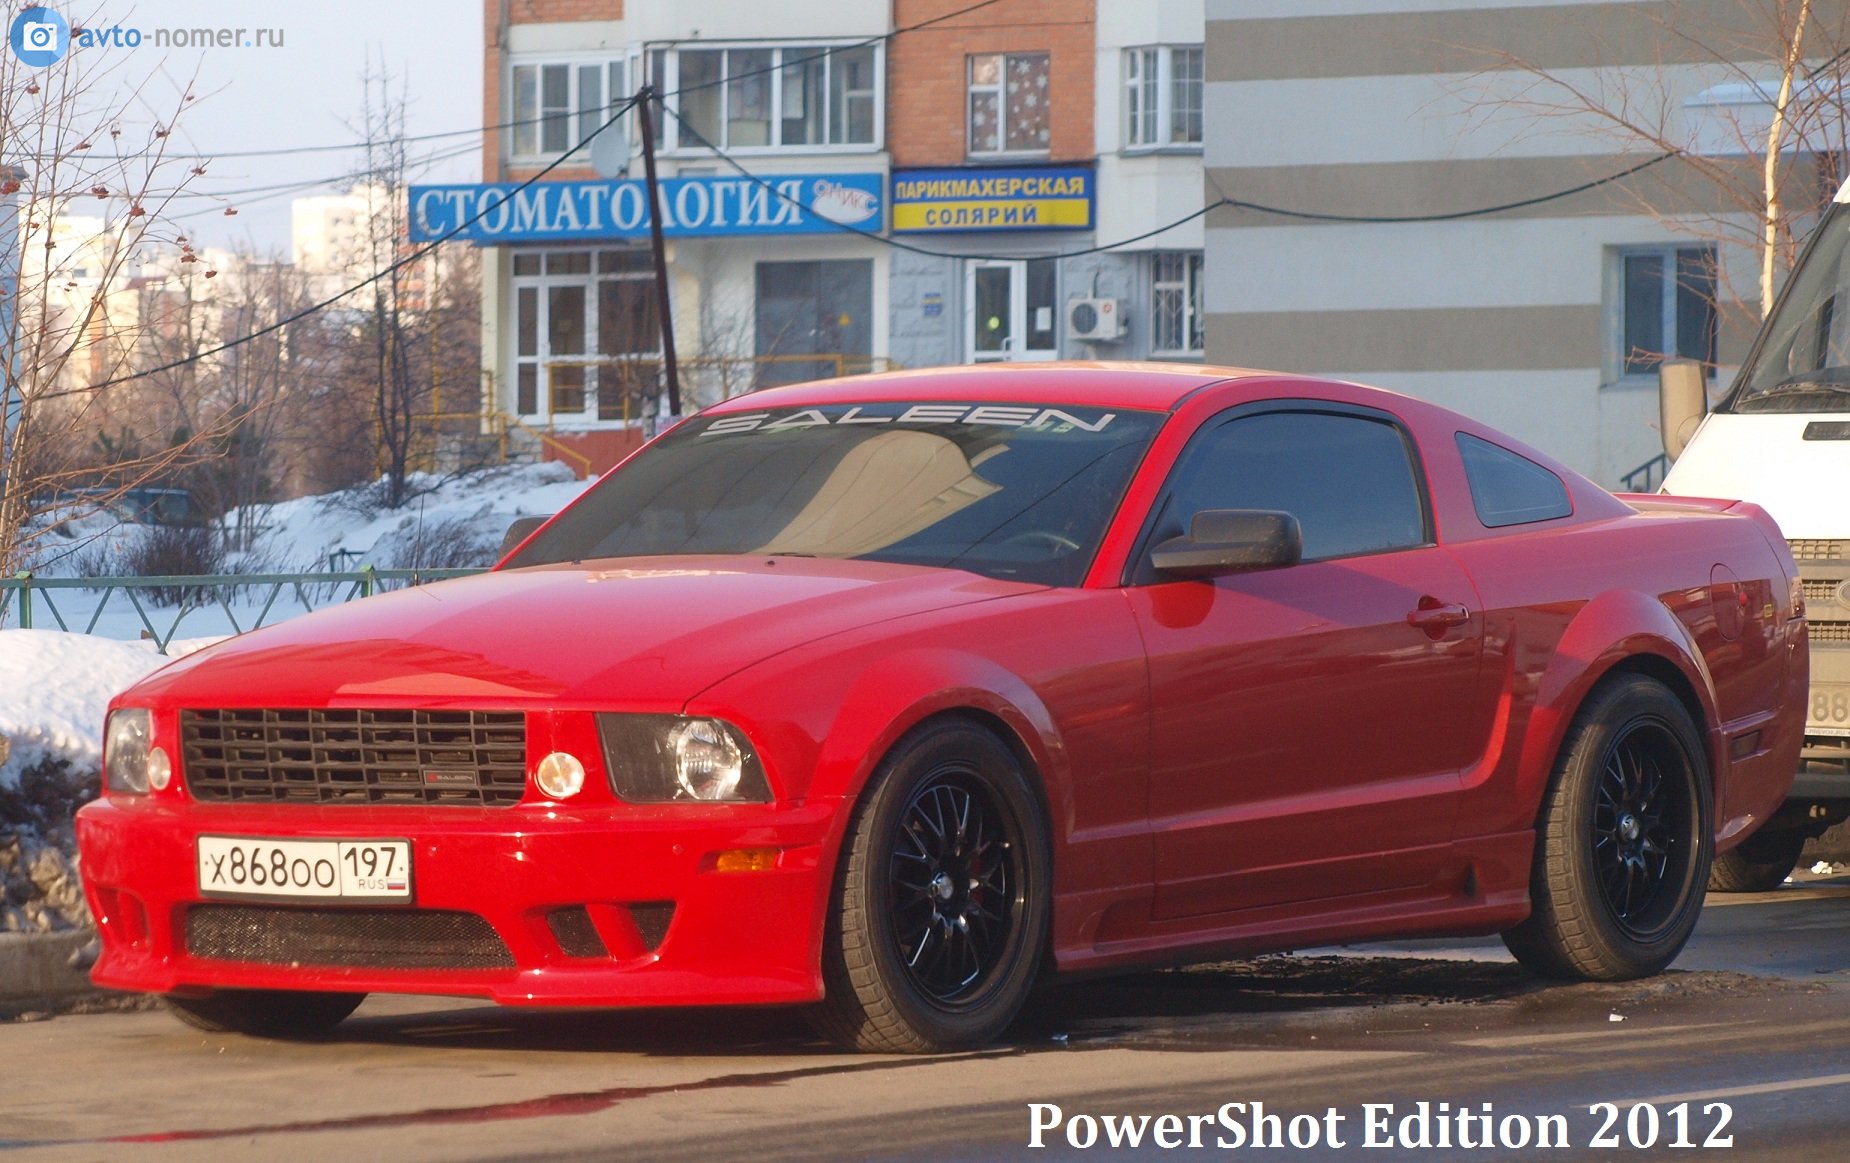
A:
[5,880,1850,1161]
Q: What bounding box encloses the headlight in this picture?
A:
[598,714,771,803]
[105,708,159,794]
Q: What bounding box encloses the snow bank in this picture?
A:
[0,631,197,788]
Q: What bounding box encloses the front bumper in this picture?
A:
[76,796,839,1007]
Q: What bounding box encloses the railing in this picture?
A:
[536,354,902,414]
[1620,452,1671,493]
[0,567,484,653]
[420,355,904,477]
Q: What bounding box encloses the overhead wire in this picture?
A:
[85,95,643,391]
[86,0,1683,387]
[667,107,1684,257]
[81,0,1008,387]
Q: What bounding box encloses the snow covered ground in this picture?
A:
[1,463,597,788]
[10,463,594,645]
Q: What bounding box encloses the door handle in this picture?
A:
[1407,600,1470,633]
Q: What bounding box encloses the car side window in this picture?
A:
[1456,433,1572,528]
[1152,410,1430,565]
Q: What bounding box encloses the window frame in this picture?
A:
[507,54,628,164]
[1454,432,1575,529]
[1124,44,1203,151]
[967,50,1053,159]
[656,40,885,154]
[1606,242,1719,383]
[1150,250,1205,357]
[508,247,662,425]
[1127,401,1436,585]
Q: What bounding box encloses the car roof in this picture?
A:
[701,362,1280,414]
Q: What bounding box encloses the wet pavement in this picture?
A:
[1,879,1847,1160]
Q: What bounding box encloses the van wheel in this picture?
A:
[1708,828,1805,892]
[1503,675,1710,980]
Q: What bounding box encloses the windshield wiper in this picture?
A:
[1747,377,1850,399]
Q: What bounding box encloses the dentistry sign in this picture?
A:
[408,174,884,243]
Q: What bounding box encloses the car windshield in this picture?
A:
[1728,203,1850,413]
[505,401,1163,586]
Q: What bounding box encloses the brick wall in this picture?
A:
[889,0,1095,169]
[483,0,627,179]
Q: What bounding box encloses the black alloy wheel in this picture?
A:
[1590,719,1696,935]
[811,720,1050,1053]
[888,774,1020,1005]
[1503,674,1711,981]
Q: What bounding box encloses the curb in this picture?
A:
[0,929,96,1002]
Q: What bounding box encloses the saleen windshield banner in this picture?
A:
[407,174,884,243]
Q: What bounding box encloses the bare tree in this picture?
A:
[0,6,216,574]
[349,60,422,509]
[1449,0,1850,347]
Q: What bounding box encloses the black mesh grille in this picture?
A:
[182,709,527,806]
[186,905,514,969]
[631,902,675,951]
[546,906,608,959]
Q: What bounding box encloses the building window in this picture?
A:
[1126,46,1203,149]
[665,43,881,151]
[968,52,1050,156]
[511,249,660,423]
[510,58,626,161]
[1152,251,1204,356]
[1614,244,1717,377]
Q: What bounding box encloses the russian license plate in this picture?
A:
[1811,685,1850,737]
[197,836,413,901]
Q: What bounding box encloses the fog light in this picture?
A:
[715,848,779,873]
[147,747,172,791]
[534,751,586,800]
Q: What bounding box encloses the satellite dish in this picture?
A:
[589,122,631,180]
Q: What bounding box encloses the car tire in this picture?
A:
[1502,674,1711,981]
[1707,828,1805,893]
[163,990,366,1038]
[810,719,1050,1053]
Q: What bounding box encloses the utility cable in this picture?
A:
[84,96,642,391]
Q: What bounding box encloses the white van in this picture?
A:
[1659,181,1850,889]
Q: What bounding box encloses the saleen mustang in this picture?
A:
[77,364,1807,1052]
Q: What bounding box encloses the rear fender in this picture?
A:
[1515,589,1721,818]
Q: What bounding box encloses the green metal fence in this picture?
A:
[0,567,486,652]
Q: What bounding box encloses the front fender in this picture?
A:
[1513,589,1721,824]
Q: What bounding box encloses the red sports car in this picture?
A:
[77,365,1807,1052]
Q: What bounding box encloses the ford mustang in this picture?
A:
[76,364,1807,1052]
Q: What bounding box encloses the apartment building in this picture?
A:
[440,0,1205,472]
[1201,0,1840,485]
[887,0,1206,368]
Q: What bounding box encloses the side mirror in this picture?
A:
[498,514,551,560]
[1151,509,1303,579]
[1658,359,1707,460]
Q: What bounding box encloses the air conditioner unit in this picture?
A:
[1067,298,1124,342]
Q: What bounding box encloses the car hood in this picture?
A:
[126,557,1044,709]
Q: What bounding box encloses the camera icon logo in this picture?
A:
[8,6,70,66]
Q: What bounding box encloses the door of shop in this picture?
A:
[966,258,1058,362]
[754,260,873,388]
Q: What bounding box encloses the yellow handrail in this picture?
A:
[497,412,594,477]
